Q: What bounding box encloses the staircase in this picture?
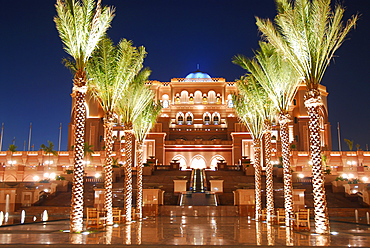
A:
[179,169,218,206]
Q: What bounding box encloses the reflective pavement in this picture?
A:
[0,216,370,247]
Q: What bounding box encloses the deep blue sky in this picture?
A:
[0,0,369,151]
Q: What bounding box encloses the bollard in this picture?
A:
[355,209,358,223]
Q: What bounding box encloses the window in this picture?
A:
[186,115,193,124]
[212,112,220,125]
[213,115,219,125]
[185,112,193,125]
[177,112,184,125]
[162,100,169,108]
[203,112,211,125]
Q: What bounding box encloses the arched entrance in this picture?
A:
[210,155,226,170]
[171,155,187,170]
[190,155,206,169]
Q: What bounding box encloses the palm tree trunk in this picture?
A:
[253,139,262,221]
[136,141,144,220]
[279,113,294,227]
[103,117,114,225]
[124,129,134,223]
[70,70,87,233]
[305,89,330,234]
[264,121,274,222]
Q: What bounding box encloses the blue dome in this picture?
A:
[185,70,212,79]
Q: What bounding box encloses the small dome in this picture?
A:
[185,70,212,79]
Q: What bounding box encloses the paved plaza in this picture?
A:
[0,216,370,247]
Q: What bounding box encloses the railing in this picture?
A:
[165,140,232,145]
[189,169,206,192]
[155,165,171,170]
[85,176,104,183]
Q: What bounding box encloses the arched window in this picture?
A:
[203,112,211,125]
[194,90,202,104]
[162,100,169,108]
[213,116,219,124]
[186,115,193,124]
[180,91,189,103]
[185,112,193,125]
[212,112,220,125]
[177,112,184,125]
[208,90,216,103]
[227,94,234,108]
[162,94,169,108]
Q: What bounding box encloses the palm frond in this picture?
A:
[54,0,115,70]
[87,37,147,115]
[233,41,300,115]
[133,101,162,142]
[256,0,358,88]
[118,68,154,129]
[233,75,272,140]
[233,92,265,141]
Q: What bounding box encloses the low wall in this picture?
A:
[158,205,239,217]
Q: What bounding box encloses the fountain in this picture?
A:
[4,212,9,223]
[42,210,48,222]
[21,210,25,224]
[0,211,3,226]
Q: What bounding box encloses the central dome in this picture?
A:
[185,70,212,79]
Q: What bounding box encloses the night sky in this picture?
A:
[0,0,369,151]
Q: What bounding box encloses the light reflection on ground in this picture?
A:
[0,216,370,246]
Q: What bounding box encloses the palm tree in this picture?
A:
[344,139,354,151]
[54,0,114,233]
[233,41,300,225]
[234,75,270,221]
[40,141,58,168]
[256,0,358,234]
[133,101,162,220]
[83,142,95,159]
[117,68,153,222]
[41,141,58,156]
[86,36,146,225]
[8,144,17,153]
[7,144,17,166]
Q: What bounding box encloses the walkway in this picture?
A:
[0,216,370,247]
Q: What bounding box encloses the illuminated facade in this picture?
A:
[68,70,332,169]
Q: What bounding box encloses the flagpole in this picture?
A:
[28,123,32,151]
[0,123,4,151]
[337,122,342,152]
[58,123,62,151]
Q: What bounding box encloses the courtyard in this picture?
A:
[1,216,370,247]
